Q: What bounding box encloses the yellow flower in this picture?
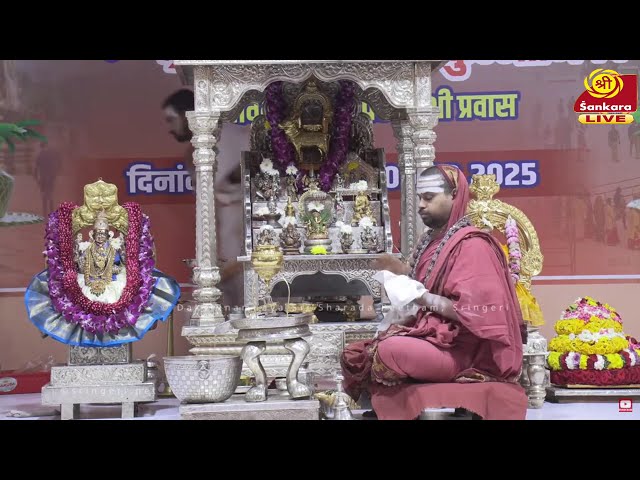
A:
[347,161,360,172]
[605,354,625,369]
[310,246,327,255]
[549,335,628,355]
[584,319,623,333]
[555,319,586,335]
[579,355,588,369]
[547,352,562,371]
[612,336,630,352]
[549,336,572,353]
[593,320,622,332]
[571,339,583,353]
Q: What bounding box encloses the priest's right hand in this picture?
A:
[371,254,410,276]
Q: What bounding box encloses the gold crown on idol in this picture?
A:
[93,210,109,231]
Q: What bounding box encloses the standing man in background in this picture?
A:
[162,88,248,312]
[34,141,61,216]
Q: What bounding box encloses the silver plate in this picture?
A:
[231,313,313,330]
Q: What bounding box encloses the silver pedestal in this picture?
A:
[41,346,155,420]
[231,314,313,402]
[546,386,640,403]
[303,238,333,253]
[183,321,379,380]
[180,393,321,420]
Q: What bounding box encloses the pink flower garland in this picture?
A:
[505,216,521,284]
[45,202,156,334]
[561,297,623,323]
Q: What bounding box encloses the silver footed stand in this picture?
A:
[232,313,314,402]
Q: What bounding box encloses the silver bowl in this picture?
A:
[164,355,242,403]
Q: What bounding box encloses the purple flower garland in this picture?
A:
[45,209,156,335]
[265,82,297,171]
[264,80,357,192]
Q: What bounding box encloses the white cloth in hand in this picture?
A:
[373,270,427,335]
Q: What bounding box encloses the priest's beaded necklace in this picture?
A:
[408,216,471,285]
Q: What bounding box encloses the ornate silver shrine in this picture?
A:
[173,60,550,410]
[174,60,443,386]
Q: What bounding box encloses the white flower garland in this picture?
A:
[570,329,626,343]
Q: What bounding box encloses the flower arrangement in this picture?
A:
[45,202,155,335]
[255,206,270,216]
[555,317,623,335]
[505,216,521,284]
[358,216,374,229]
[264,80,357,192]
[547,348,640,371]
[548,365,640,386]
[549,298,629,356]
[260,158,278,175]
[336,221,353,235]
[350,180,368,192]
[560,296,622,324]
[285,165,298,176]
[549,331,629,355]
[547,296,640,386]
[310,246,328,255]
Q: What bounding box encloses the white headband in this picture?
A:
[416,174,445,194]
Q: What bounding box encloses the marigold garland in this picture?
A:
[555,318,623,335]
[549,335,629,355]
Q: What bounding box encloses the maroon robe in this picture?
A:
[341,165,528,420]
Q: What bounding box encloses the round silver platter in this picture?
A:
[230,313,313,342]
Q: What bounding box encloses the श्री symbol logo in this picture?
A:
[574,68,638,125]
[584,69,624,99]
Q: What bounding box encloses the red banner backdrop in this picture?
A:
[1,60,639,289]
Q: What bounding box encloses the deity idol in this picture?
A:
[24,179,181,347]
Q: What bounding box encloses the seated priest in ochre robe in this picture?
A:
[341,165,528,420]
